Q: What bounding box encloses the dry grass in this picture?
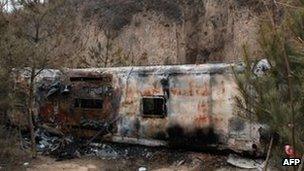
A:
[0,124,29,169]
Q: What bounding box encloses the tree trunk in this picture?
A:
[264,136,274,171]
[283,44,296,171]
[105,36,109,68]
[28,68,37,158]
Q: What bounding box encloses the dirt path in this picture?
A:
[24,147,231,171]
[25,155,232,171]
[6,142,249,171]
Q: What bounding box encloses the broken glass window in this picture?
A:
[142,96,166,117]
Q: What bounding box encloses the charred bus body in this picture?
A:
[10,64,268,155]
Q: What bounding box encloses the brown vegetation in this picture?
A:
[0,0,292,169]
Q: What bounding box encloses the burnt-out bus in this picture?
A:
[9,64,268,155]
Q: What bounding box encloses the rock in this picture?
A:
[176,160,185,166]
[227,154,264,169]
[87,164,97,171]
[253,59,271,76]
[138,167,147,171]
[145,152,153,159]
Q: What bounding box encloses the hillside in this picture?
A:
[21,0,274,68]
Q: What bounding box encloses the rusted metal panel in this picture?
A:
[10,64,266,154]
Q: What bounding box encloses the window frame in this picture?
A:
[74,98,103,110]
[141,95,167,118]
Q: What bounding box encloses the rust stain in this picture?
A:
[39,103,54,119]
[103,98,112,112]
[142,88,161,96]
[124,87,135,104]
[197,103,208,114]
[56,111,69,125]
[212,116,224,125]
[221,80,225,94]
[171,87,210,96]
[194,115,211,126]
